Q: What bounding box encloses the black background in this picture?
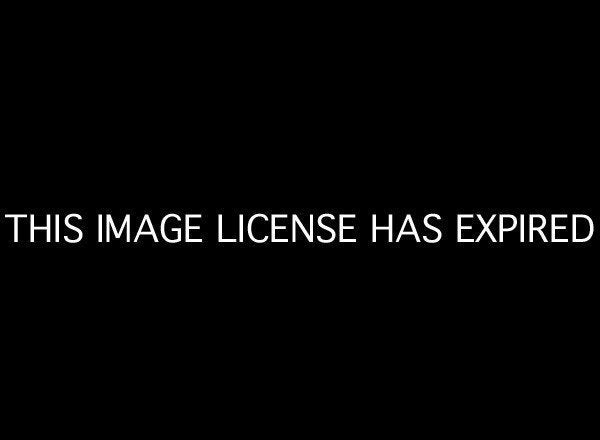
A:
[1,6,597,434]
